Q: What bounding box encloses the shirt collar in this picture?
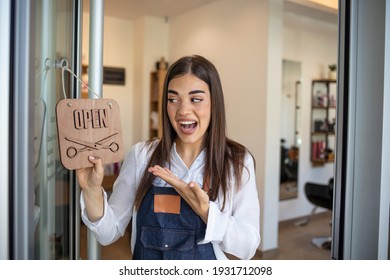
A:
[172,142,206,171]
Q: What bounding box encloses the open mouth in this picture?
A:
[179,120,198,133]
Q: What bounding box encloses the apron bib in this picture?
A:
[133,185,216,260]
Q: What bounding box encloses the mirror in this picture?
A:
[280,60,301,200]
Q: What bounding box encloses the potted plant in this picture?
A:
[328,64,337,80]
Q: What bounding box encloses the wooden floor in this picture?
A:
[80,211,332,260]
[254,211,332,260]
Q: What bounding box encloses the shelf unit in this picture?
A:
[149,61,167,140]
[310,79,337,165]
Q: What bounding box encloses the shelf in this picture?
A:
[310,79,337,166]
[311,158,334,166]
[312,106,328,109]
[312,131,335,135]
[312,78,337,83]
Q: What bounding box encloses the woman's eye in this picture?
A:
[168,98,179,103]
[192,98,203,103]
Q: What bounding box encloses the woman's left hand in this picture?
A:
[148,165,210,223]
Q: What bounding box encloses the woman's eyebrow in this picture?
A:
[167,89,178,95]
[189,90,205,95]
[167,89,206,95]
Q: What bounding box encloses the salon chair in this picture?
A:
[304,178,334,250]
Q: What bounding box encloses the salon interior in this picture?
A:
[1,0,389,260]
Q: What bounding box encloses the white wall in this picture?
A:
[134,17,169,142]
[279,11,338,221]
[170,0,267,155]
[264,0,283,251]
[82,13,135,152]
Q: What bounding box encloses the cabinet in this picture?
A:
[310,79,337,165]
[149,59,167,139]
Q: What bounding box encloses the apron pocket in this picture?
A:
[140,226,195,259]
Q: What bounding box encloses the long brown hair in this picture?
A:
[134,55,253,210]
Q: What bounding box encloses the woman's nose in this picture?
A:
[177,100,191,115]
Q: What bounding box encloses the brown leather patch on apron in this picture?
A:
[154,194,181,214]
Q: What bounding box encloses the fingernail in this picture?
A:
[89,156,95,160]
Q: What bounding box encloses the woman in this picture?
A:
[77,55,260,260]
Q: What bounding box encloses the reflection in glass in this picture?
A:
[280,60,301,201]
[33,0,73,259]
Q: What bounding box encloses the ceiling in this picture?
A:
[284,0,337,24]
[83,0,218,20]
[83,0,337,22]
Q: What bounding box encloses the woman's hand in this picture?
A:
[76,156,105,222]
[76,156,104,191]
[148,165,210,223]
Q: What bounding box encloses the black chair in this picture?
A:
[303,178,334,249]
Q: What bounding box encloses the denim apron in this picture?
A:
[132,185,216,260]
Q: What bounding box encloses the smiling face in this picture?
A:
[167,73,211,151]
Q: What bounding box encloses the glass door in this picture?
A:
[33,0,81,260]
[12,0,81,259]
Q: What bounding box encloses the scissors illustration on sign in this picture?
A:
[65,133,120,159]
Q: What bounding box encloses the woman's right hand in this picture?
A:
[76,156,105,222]
[76,156,104,191]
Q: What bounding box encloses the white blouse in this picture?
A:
[80,140,261,260]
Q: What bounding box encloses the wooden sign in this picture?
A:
[56,98,124,170]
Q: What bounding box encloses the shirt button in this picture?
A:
[164,244,169,248]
